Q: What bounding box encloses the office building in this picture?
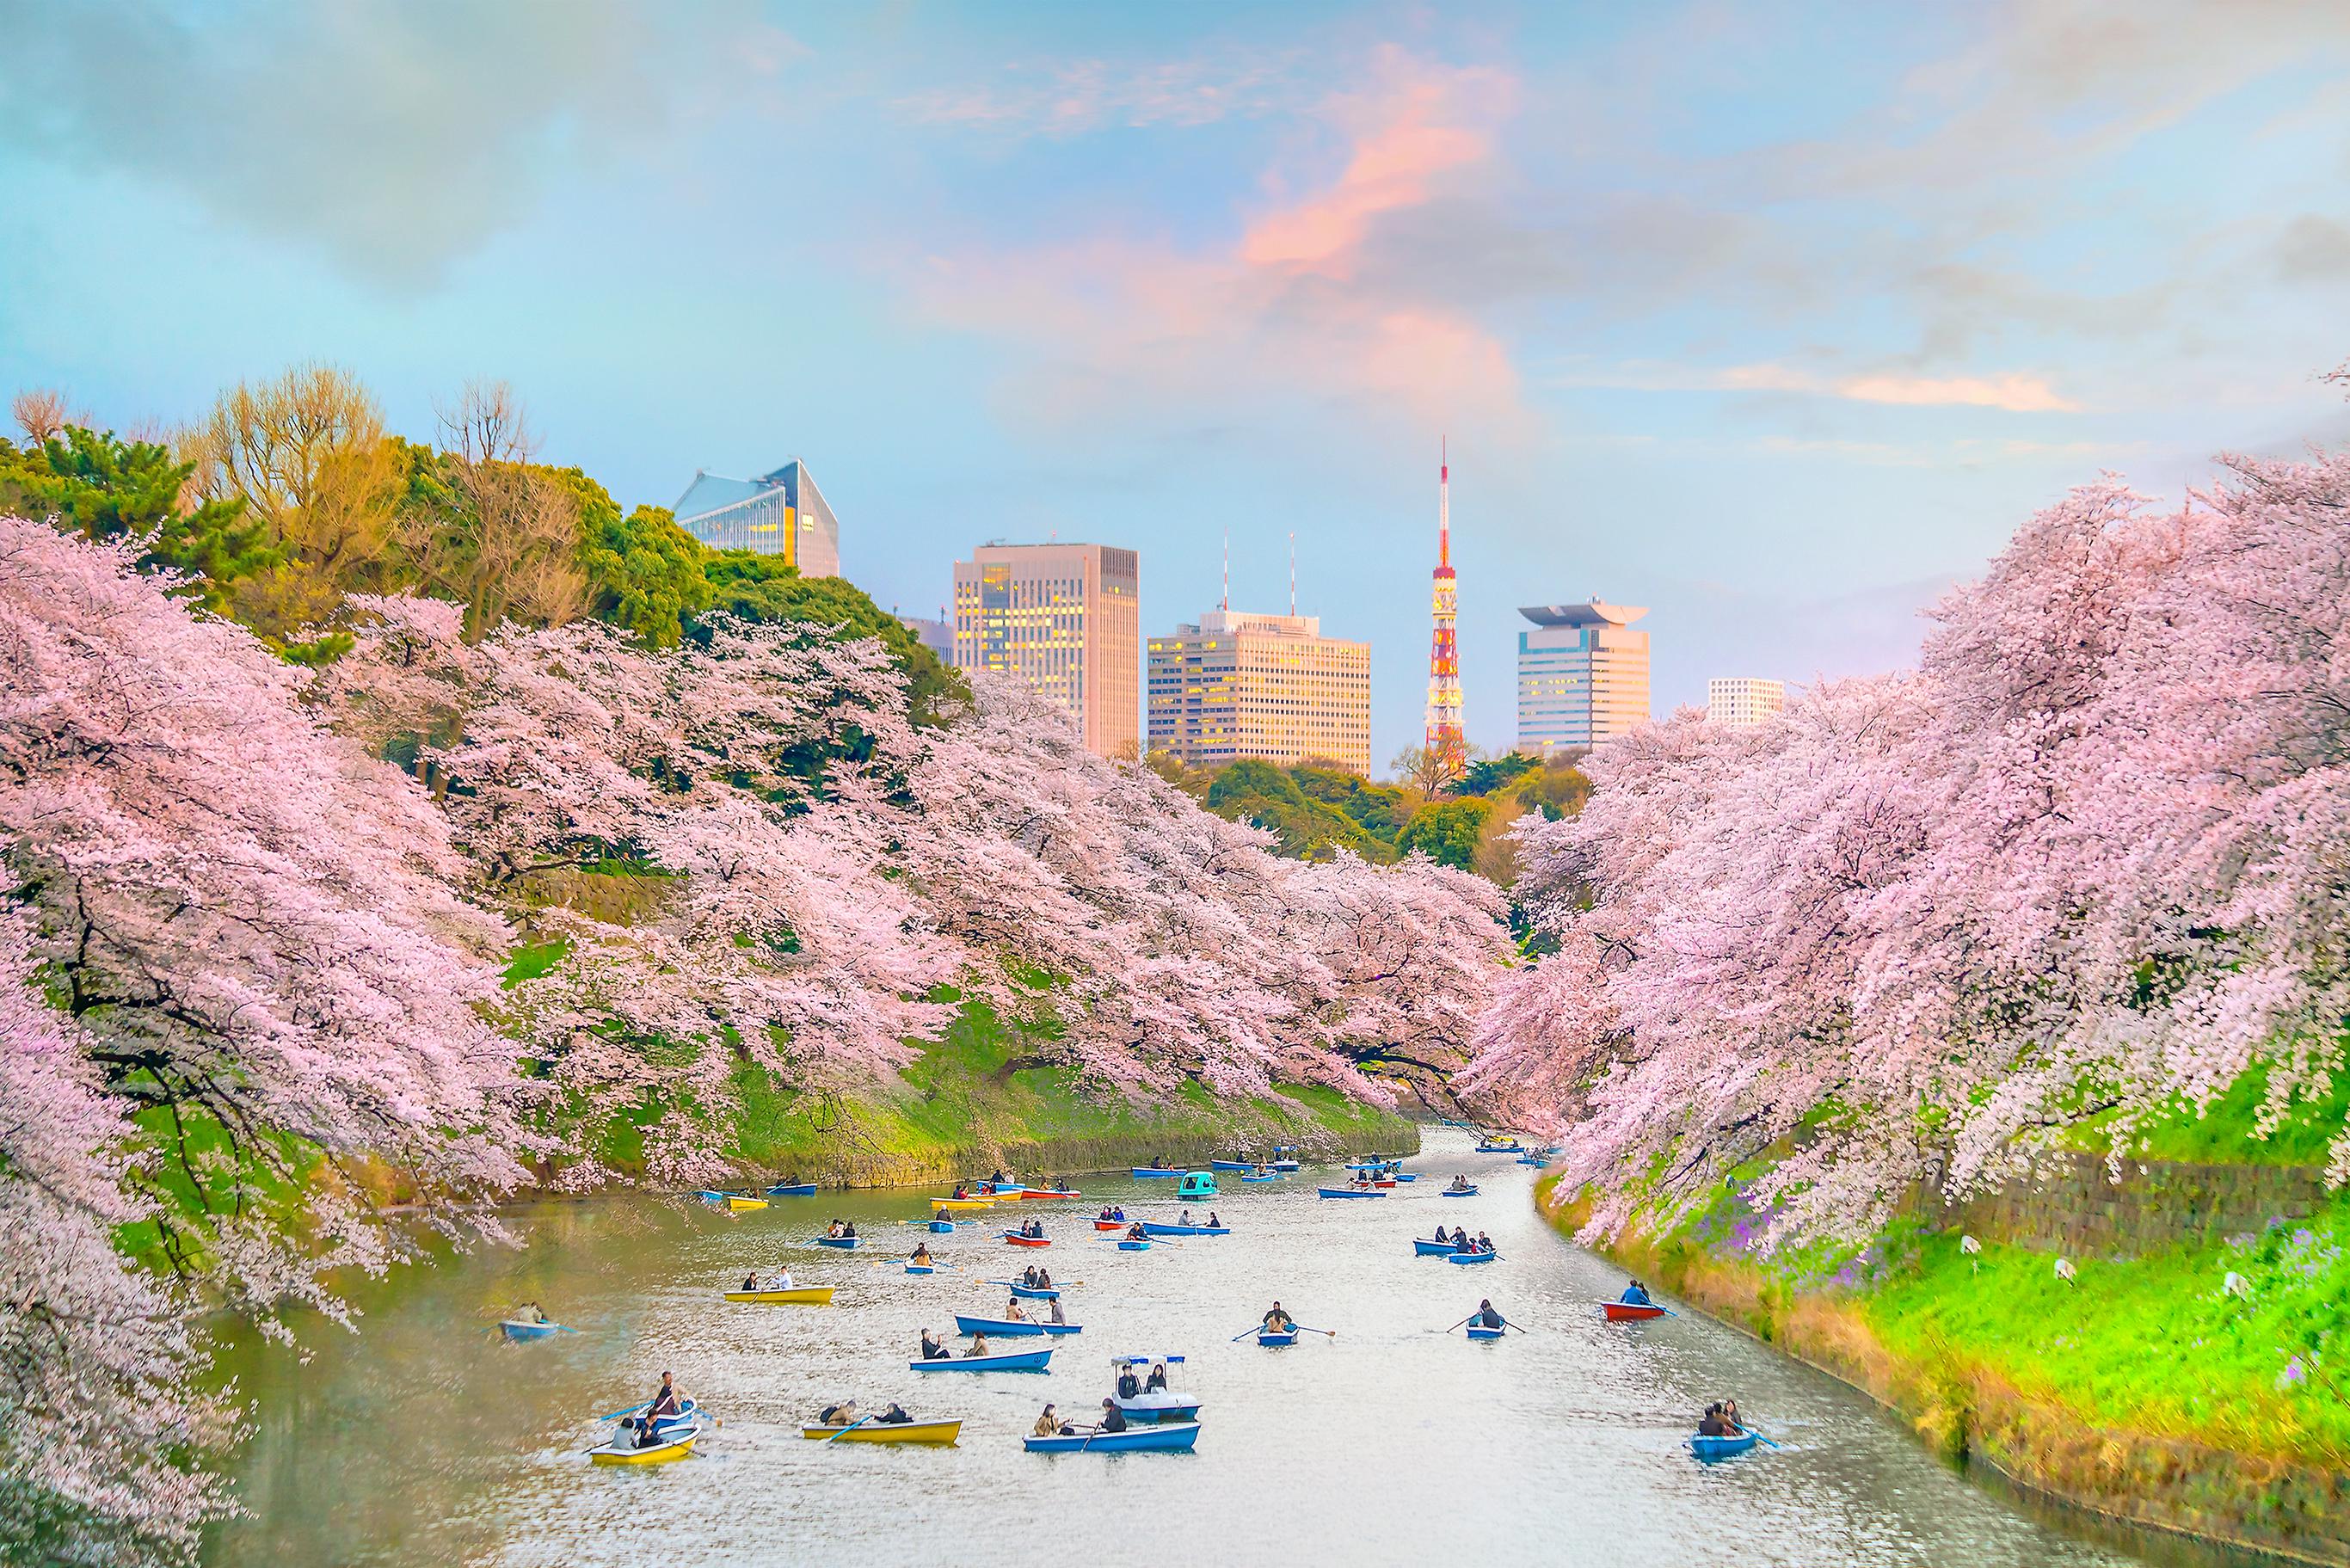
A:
[1708,677,1786,728]
[1516,600,1652,752]
[1148,609,1372,774]
[952,543,1140,756]
[671,459,840,577]
[898,609,953,661]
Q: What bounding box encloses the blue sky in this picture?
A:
[3,1,2347,764]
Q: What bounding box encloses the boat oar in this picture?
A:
[821,1414,877,1445]
[1441,1315,1473,1334]
[1230,1325,1270,1342]
[1739,1425,1782,1450]
[1293,1326,1337,1338]
[1506,1321,1530,1335]
[595,1398,655,1423]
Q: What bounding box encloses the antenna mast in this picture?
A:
[1288,532,1296,616]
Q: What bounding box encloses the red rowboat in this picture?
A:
[1600,1301,1666,1322]
[1003,1233,1051,1247]
[1092,1220,1124,1231]
[1020,1189,1080,1199]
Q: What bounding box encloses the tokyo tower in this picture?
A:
[1424,440,1465,773]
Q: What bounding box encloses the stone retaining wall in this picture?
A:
[1933,1152,2332,1260]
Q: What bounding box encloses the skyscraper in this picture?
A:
[671,459,840,577]
[1424,444,1465,772]
[951,543,1140,757]
[1708,677,1786,728]
[1516,600,1652,753]
[1147,609,1372,774]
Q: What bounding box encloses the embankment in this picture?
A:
[1537,1170,2350,1567]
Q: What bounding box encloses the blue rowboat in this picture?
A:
[953,1313,1080,1337]
[1440,1186,1480,1197]
[1256,1329,1298,1347]
[1413,1239,1465,1257]
[1466,1325,1505,1340]
[1239,1173,1281,1183]
[1447,1250,1498,1265]
[911,1348,1053,1373]
[1117,1239,1152,1251]
[905,1264,937,1275]
[1000,1282,1060,1301]
[1209,1159,1258,1171]
[1024,1421,1200,1454]
[1317,1187,1385,1199]
[1139,1221,1229,1238]
[1272,1159,1300,1171]
[500,1318,562,1342]
[766,1181,818,1196]
[979,1183,1029,1196]
[1516,1155,1546,1166]
[1689,1431,1760,1461]
[1475,1141,1523,1153]
[1131,1167,1184,1178]
[813,1235,861,1250]
[1392,1172,1418,1183]
[927,1220,956,1233]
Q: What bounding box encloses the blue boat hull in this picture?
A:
[1117,1239,1151,1251]
[1024,1421,1200,1453]
[1317,1188,1385,1199]
[952,1314,1080,1337]
[1005,1283,1059,1301]
[905,1264,936,1275]
[1440,1187,1480,1197]
[1139,1222,1229,1237]
[1131,1168,1183,1178]
[1272,1160,1300,1171]
[1256,1330,1298,1346]
[500,1319,561,1342]
[1467,1325,1505,1340]
[766,1182,818,1196]
[814,1235,861,1249]
[927,1220,956,1233]
[1392,1172,1418,1182]
[1239,1173,1280,1183]
[1689,1432,1760,1461]
[1209,1160,1257,1171]
[1446,1251,1498,1265]
[1413,1239,1464,1256]
[912,1349,1053,1372]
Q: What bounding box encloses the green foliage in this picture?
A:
[698,548,964,722]
[1456,751,1538,796]
[1203,759,1397,861]
[2059,1062,2350,1168]
[1396,796,1492,869]
[580,502,711,649]
[1290,764,1418,840]
[2,427,278,615]
[1513,755,1594,820]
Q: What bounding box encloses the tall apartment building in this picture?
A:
[1516,600,1652,753]
[670,458,840,577]
[952,543,1140,757]
[1147,609,1372,775]
[1708,677,1786,728]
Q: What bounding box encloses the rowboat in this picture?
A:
[1413,1238,1465,1257]
[953,1313,1081,1337]
[999,1282,1060,1301]
[1516,1154,1547,1166]
[1466,1325,1505,1340]
[499,1318,563,1342]
[1369,1179,1397,1189]
[1440,1186,1480,1197]
[1110,1385,1202,1423]
[1446,1250,1498,1265]
[1271,1159,1300,1171]
[1601,1301,1666,1322]
[905,1263,938,1275]
[1689,1431,1760,1461]
[589,1431,695,1465]
[1139,1221,1228,1237]
[1019,1188,1080,1199]
[1317,1187,1385,1199]
[910,1347,1052,1372]
[1024,1421,1201,1454]
[814,1234,860,1249]
[1475,1142,1523,1154]
[1256,1329,1298,1347]
[801,1419,963,1445]
[766,1181,818,1196]
[1131,1167,1184,1178]
[1117,1239,1151,1251]
[1239,1173,1281,1183]
[1001,1232,1050,1247]
[1092,1218,1126,1231]
[1209,1159,1258,1171]
[723,1195,767,1210]
[932,1197,997,1212]
[978,1183,1027,1197]
[722,1285,835,1304]
[927,1220,957,1233]
[1392,1172,1418,1182]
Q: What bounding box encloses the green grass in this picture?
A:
[2058,1063,2349,1168]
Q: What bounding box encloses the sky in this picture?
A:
[3,1,2348,765]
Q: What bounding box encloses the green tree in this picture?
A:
[1457,751,1538,796]
[1396,797,1492,870]
[2,427,278,615]
[698,549,963,723]
[1203,759,1396,861]
[580,502,711,650]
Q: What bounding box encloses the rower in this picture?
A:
[1004,1296,1027,1321]
[932,1207,952,1224]
[1263,1301,1294,1333]
[967,1331,990,1356]
[1037,1267,1053,1288]
[817,1398,858,1426]
[919,1329,949,1362]
[1098,1398,1129,1434]
[1475,1299,1504,1330]
[1126,1221,1147,1241]
[1178,1208,1193,1225]
[634,1371,682,1438]
[1697,1402,1729,1437]
[910,1243,932,1264]
[1475,1231,1493,1253]
[841,1220,858,1239]
[878,1402,913,1425]
[1621,1278,1652,1305]
[1721,1398,1745,1435]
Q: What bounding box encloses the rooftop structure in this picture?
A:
[1517,599,1651,753]
[672,459,840,577]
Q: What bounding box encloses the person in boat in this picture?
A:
[1033,1403,1062,1438]
[516,1301,546,1324]
[1145,1361,1169,1393]
[1048,1296,1067,1325]
[1117,1364,1142,1399]
[910,1243,932,1264]
[919,1329,949,1362]
[742,1271,760,1290]
[879,1403,912,1425]
[932,1207,953,1225]
[632,1371,682,1438]
[1178,1208,1193,1225]
[1263,1301,1294,1333]
[824,1219,842,1238]
[1720,1398,1744,1435]
[1476,1299,1504,1330]
[1098,1399,1129,1433]
[1125,1221,1147,1241]
[1004,1297,1027,1322]
[818,1399,858,1426]
[1475,1231,1494,1253]
[953,1184,971,1201]
[1449,1175,1472,1192]
[1621,1279,1652,1306]
[841,1220,858,1239]
[1037,1267,1053,1287]
[966,1332,990,1357]
[1253,1164,1270,1177]
[990,1168,1008,1186]
[1697,1402,1729,1438]
[1098,1205,1117,1221]
[1206,1211,1222,1229]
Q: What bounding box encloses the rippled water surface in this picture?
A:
[208,1128,2228,1568]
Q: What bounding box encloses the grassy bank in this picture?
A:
[1536,1174,2350,1565]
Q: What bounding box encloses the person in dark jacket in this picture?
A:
[1098,1399,1129,1433]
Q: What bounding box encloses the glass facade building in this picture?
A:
[1148,610,1372,775]
[951,543,1140,757]
[670,459,840,577]
[1516,601,1652,753]
[1707,677,1786,728]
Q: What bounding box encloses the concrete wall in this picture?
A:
[1932,1151,2332,1260]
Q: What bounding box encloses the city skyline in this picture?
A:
[6,6,2347,762]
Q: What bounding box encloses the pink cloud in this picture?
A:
[1834,372,2078,412]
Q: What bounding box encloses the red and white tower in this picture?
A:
[1424,440,1465,775]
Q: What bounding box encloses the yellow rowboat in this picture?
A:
[590,1432,696,1465]
[931,1197,997,1212]
[799,1419,963,1445]
[725,1196,768,1211]
[722,1285,836,1304]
